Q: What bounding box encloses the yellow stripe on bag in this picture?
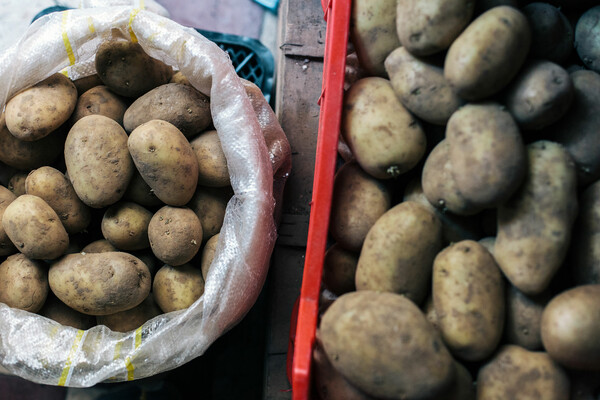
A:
[61,11,76,66]
[128,9,141,43]
[58,330,85,386]
[125,327,143,381]
[87,16,95,34]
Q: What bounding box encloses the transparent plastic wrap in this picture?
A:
[0,4,291,387]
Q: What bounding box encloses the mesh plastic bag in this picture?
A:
[0,2,291,387]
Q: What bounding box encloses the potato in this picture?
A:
[188,186,232,242]
[476,345,570,400]
[433,240,505,361]
[548,70,600,186]
[444,6,531,100]
[570,180,600,285]
[95,40,172,98]
[404,176,484,243]
[504,61,574,130]
[323,243,359,296]
[81,239,117,254]
[72,74,103,96]
[0,253,48,312]
[523,3,573,64]
[123,170,163,207]
[148,206,202,266]
[312,332,377,400]
[65,115,134,208]
[396,0,475,56]
[38,292,96,330]
[190,130,230,187]
[96,293,161,332]
[541,284,600,370]
[25,166,91,234]
[422,139,481,215]
[49,252,151,315]
[575,6,600,73]
[495,141,578,295]
[200,233,219,281]
[4,73,77,141]
[356,201,442,305]
[8,172,27,196]
[478,236,495,254]
[0,113,65,170]
[153,264,205,313]
[101,202,152,251]
[128,120,198,206]
[2,194,69,260]
[70,85,128,125]
[123,83,212,138]
[329,162,392,252]
[342,77,426,179]
[504,285,550,351]
[385,47,463,126]
[350,0,401,76]
[446,103,527,209]
[438,361,475,400]
[320,291,456,399]
[0,185,17,256]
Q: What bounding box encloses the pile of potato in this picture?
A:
[0,39,252,333]
[315,1,600,399]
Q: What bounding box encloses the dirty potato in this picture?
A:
[148,206,203,266]
[153,264,205,313]
[0,253,48,312]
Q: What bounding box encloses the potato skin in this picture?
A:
[7,173,27,197]
[71,85,128,126]
[96,293,161,332]
[342,77,426,179]
[396,0,475,56]
[477,345,570,400]
[123,83,211,138]
[0,113,65,170]
[25,166,91,234]
[541,284,600,371]
[190,130,230,187]
[188,186,232,242]
[200,233,219,281]
[320,291,456,399]
[148,206,202,266]
[356,201,442,305]
[39,292,96,330]
[446,103,527,209]
[504,285,549,351]
[101,202,152,251]
[350,0,401,76]
[123,170,163,207]
[329,162,391,252]
[5,73,77,141]
[153,264,205,312]
[433,240,505,361]
[2,194,69,260]
[570,180,600,285]
[548,70,600,186]
[128,120,198,206]
[323,243,359,296]
[523,3,573,64]
[49,252,151,315]
[575,6,600,73]
[444,6,531,100]
[0,253,48,312]
[95,41,172,98]
[0,185,17,256]
[81,239,117,254]
[504,61,574,130]
[495,141,578,295]
[385,47,463,126]
[422,139,481,216]
[65,115,134,208]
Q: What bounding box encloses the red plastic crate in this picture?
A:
[289,0,351,399]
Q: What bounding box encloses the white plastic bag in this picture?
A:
[0,4,290,387]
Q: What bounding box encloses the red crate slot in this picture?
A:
[290,1,351,399]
